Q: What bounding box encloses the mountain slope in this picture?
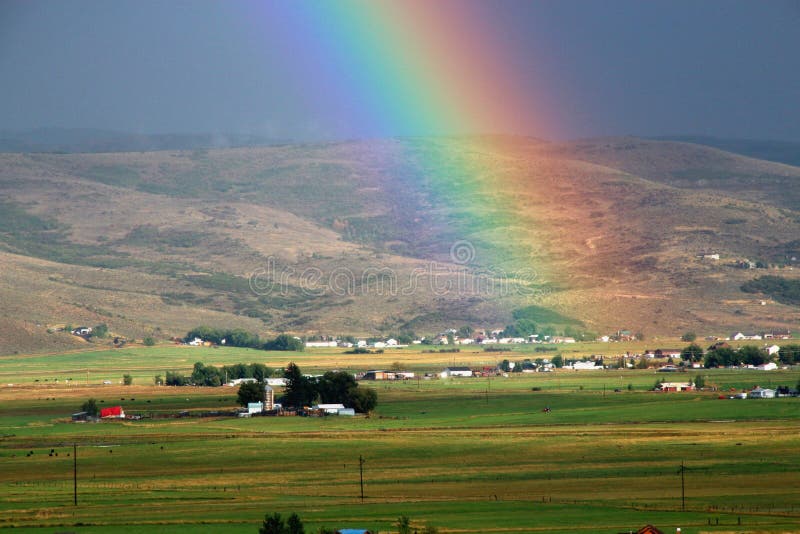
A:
[0,137,798,354]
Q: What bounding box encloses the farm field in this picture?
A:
[0,347,799,533]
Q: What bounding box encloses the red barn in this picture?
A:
[100,406,125,419]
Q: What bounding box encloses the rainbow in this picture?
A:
[238,1,558,276]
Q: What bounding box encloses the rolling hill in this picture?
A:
[0,136,798,354]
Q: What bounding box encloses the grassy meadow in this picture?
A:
[0,346,799,533]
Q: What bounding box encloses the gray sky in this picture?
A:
[1,0,799,141]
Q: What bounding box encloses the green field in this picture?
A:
[1,347,799,533]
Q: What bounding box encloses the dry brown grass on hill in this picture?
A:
[0,137,799,354]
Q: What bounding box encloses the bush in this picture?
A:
[123,374,133,386]
[143,336,156,346]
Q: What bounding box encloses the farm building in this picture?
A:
[440,367,473,378]
[569,361,602,370]
[247,402,263,414]
[264,385,274,410]
[305,340,338,348]
[266,378,287,386]
[71,411,89,422]
[361,370,391,381]
[314,403,346,414]
[658,382,695,392]
[226,378,257,387]
[100,406,125,419]
[748,387,775,398]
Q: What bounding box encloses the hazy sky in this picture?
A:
[1,0,799,141]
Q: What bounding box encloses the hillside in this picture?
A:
[1,136,799,354]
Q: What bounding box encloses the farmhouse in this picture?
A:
[100,406,125,419]
[658,382,695,392]
[765,329,792,340]
[654,348,682,359]
[731,332,762,341]
[748,387,775,398]
[440,367,473,378]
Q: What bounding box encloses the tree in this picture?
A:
[739,345,768,366]
[154,374,164,386]
[165,371,187,386]
[704,347,739,368]
[680,344,704,363]
[238,382,265,407]
[457,325,473,338]
[92,323,109,338]
[681,332,697,342]
[264,334,304,351]
[286,513,304,534]
[81,398,99,417]
[250,363,271,383]
[349,387,378,413]
[143,336,156,346]
[692,375,706,389]
[317,371,357,404]
[551,355,563,368]
[259,512,287,534]
[123,374,133,386]
[283,363,316,408]
[778,344,800,364]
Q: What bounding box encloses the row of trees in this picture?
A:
[678,343,800,367]
[158,362,274,387]
[186,327,304,352]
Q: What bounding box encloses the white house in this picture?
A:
[570,361,602,370]
[658,382,695,392]
[748,387,775,398]
[386,338,398,346]
[266,378,287,387]
[373,341,386,349]
[247,402,264,414]
[440,367,473,378]
[766,345,781,356]
[314,403,346,414]
[732,332,762,341]
[456,338,475,345]
[305,340,339,348]
[227,378,258,387]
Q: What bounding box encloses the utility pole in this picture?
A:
[359,455,365,503]
[678,460,685,511]
[73,443,77,506]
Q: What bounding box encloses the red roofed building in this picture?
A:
[100,406,125,419]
